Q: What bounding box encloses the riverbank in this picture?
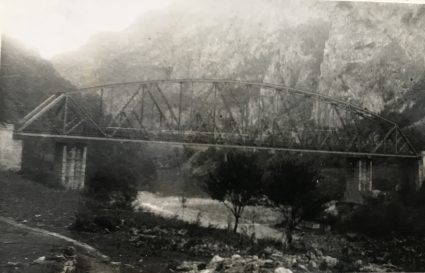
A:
[1,170,422,272]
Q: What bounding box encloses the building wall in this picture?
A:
[0,123,22,171]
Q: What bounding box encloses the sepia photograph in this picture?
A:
[2,0,425,272]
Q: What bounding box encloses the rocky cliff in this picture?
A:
[317,3,425,120]
[51,1,425,128]
[52,0,327,87]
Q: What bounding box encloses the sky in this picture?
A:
[3,0,425,60]
[327,0,425,2]
[2,0,173,59]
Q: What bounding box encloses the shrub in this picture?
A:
[85,142,156,209]
[85,165,138,209]
[338,193,425,238]
[204,151,262,233]
[263,158,325,244]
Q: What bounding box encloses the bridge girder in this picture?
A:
[15,79,418,158]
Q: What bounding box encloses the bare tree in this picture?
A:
[204,151,262,233]
[264,158,322,245]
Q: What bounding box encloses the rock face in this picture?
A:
[51,1,425,128]
[316,3,425,123]
[53,0,328,89]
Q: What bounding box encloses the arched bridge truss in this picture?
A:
[15,79,417,158]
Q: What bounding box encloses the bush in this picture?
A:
[338,193,425,238]
[85,166,138,209]
[263,158,325,244]
[85,142,156,209]
[204,151,262,233]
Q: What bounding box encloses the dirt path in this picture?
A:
[0,216,108,260]
[0,216,117,273]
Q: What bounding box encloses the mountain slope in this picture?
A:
[0,36,75,123]
[317,3,425,120]
[52,1,425,128]
[52,0,327,87]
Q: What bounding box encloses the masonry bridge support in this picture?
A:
[345,158,373,203]
[54,143,87,190]
[344,154,425,203]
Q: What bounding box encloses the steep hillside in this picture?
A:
[317,3,425,122]
[52,1,425,128]
[0,36,74,123]
[52,0,327,88]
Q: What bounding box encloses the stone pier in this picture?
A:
[344,153,425,203]
[54,143,87,190]
[400,153,425,193]
[415,151,425,190]
[344,158,373,203]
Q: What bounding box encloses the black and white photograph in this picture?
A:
[2,0,425,272]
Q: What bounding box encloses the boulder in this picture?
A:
[208,255,225,270]
[231,254,242,260]
[263,259,275,268]
[320,256,338,269]
[210,255,224,264]
[309,260,317,269]
[32,256,46,264]
[274,267,293,273]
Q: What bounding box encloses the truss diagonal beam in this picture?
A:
[67,96,107,136]
[17,93,66,131]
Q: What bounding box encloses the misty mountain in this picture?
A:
[0,36,74,123]
[52,1,425,127]
[52,0,327,87]
[317,3,425,124]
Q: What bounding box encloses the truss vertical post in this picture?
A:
[212,83,218,140]
[189,81,194,131]
[63,95,68,134]
[150,96,155,130]
[99,88,104,127]
[395,128,398,153]
[178,82,183,130]
[141,85,146,125]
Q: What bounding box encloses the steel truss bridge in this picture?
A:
[15,79,418,158]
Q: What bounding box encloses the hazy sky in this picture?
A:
[3,0,173,59]
[3,0,424,59]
